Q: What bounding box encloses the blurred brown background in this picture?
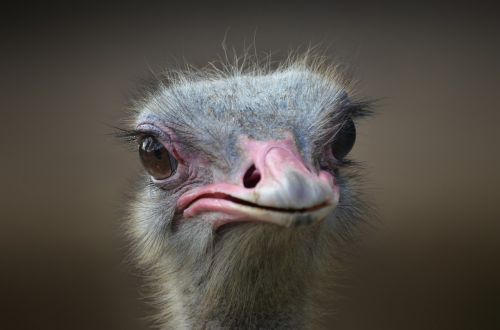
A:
[1,1,499,329]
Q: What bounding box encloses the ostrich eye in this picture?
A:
[331,118,356,160]
[139,136,177,179]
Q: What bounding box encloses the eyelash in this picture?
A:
[113,128,141,144]
[114,125,169,149]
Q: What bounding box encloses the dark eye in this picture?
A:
[139,136,177,179]
[331,118,356,160]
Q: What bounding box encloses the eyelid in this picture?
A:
[135,123,190,159]
[136,124,171,143]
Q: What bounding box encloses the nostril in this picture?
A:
[243,164,261,188]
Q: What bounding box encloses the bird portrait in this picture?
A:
[119,54,371,329]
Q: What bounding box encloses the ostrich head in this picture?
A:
[123,57,370,329]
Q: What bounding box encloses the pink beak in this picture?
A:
[177,137,339,229]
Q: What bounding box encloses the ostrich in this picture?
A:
[122,55,370,329]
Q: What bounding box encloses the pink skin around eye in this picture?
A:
[136,121,206,167]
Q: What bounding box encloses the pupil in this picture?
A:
[154,148,163,159]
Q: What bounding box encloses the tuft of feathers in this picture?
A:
[118,48,372,138]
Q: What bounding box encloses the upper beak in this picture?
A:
[177,138,339,229]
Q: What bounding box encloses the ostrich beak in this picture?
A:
[178,138,339,229]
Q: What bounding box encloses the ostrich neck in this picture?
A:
[165,227,322,329]
[177,265,311,329]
